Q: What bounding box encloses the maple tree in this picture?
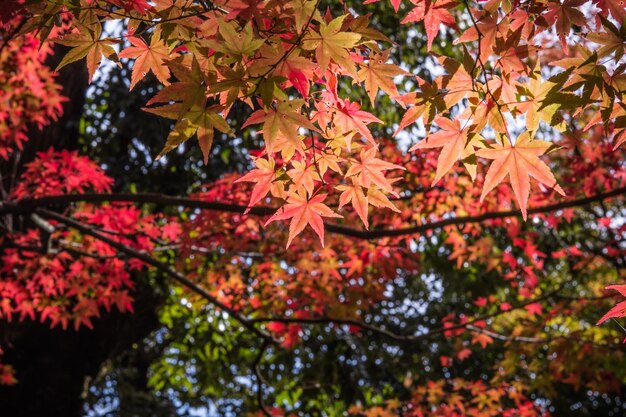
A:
[1,0,626,415]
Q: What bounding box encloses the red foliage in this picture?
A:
[11,149,113,199]
[0,18,65,159]
[1,151,181,335]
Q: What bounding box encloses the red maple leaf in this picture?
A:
[264,192,342,247]
[402,0,457,51]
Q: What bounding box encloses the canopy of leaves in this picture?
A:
[1,0,626,416]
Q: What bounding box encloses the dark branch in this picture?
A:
[465,324,620,349]
[2,184,624,239]
[251,288,563,342]
[253,339,272,417]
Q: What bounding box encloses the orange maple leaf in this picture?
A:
[476,132,565,219]
[234,158,276,209]
[54,25,119,83]
[118,34,171,90]
[471,332,494,348]
[287,160,320,196]
[336,179,369,229]
[454,11,501,62]
[409,116,479,183]
[346,147,404,193]
[358,49,408,103]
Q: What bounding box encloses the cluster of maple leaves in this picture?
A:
[1,149,181,330]
[2,0,626,412]
[12,0,624,246]
[179,169,421,347]
[0,16,65,159]
[348,379,546,417]
[181,122,626,369]
[0,149,181,384]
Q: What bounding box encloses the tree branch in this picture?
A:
[251,288,563,342]
[253,339,272,417]
[466,324,621,349]
[2,184,625,239]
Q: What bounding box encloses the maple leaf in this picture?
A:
[492,27,534,75]
[188,105,233,163]
[544,0,587,51]
[302,14,362,79]
[401,0,457,51]
[244,100,319,148]
[487,74,519,105]
[471,332,493,348]
[314,149,342,175]
[143,60,234,162]
[118,33,171,90]
[358,49,408,103]
[155,103,232,162]
[234,158,276,209]
[500,302,512,311]
[332,100,383,150]
[54,24,119,83]
[524,302,543,317]
[161,222,182,241]
[346,147,404,193]
[476,132,565,219]
[395,76,447,134]
[409,116,481,183]
[586,16,626,61]
[289,0,322,31]
[143,58,205,114]
[265,192,342,247]
[598,285,626,324]
[457,348,472,361]
[454,10,501,62]
[337,180,370,228]
[287,159,320,195]
[207,21,265,57]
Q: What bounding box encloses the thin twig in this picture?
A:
[253,339,272,417]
